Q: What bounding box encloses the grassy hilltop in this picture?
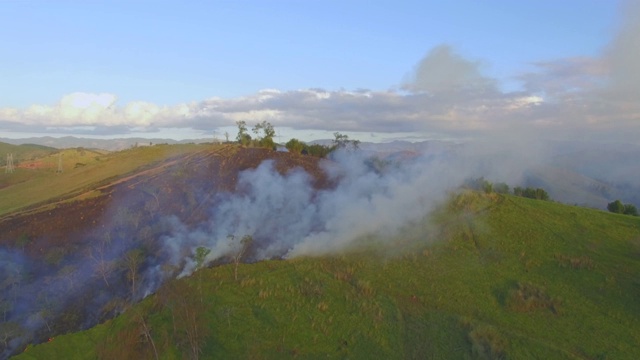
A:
[13,191,640,359]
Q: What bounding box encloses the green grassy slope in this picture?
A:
[0,142,57,165]
[0,143,208,216]
[14,193,640,359]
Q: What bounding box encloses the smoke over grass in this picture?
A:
[2,137,637,358]
[162,147,499,277]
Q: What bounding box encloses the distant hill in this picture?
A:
[0,136,213,151]
[0,142,57,166]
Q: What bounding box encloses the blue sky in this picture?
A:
[1,0,638,142]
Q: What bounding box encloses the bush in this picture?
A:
[493,182,509,194]
[285,138,306,154]
[464,177,492,192]
[513,187,549,201]
[624,204,639,216]
[607,200,625,214]
[305,144,333,158]
[468,324,507,360]
[507,282,561,315]
[461,319,507,360]
[607,200,638,216]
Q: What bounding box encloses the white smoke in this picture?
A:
[162,147,489,277]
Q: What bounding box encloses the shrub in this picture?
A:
[468,324,507,360]
[493,182,509,194]
[513,187,549,200]
[607,200,639,216]
[624,204,639,216]
[507,282,561,315]
[285,138,306,154]
[607,200,625,214]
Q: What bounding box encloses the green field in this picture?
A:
[0,143,209,216]
[0,142,57,164]
[15,192,640,359]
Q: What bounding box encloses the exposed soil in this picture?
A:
[0,146,329,254]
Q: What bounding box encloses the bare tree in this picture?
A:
[1,265,22,306]
[134,310,159,360]
[227,235,252,281]
[58,264,77,290]
[87,232,115,287]
[0,322,23,351]
[159,280,208,360]
[87,240,115,287]
[194,246,210,301]
[122,249,144,301]
[140,185,161,211]
[332,132,360,150]
[36,290,58,333]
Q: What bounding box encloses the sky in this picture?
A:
[0,0,638,143]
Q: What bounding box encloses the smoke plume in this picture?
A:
[162,147,512,277]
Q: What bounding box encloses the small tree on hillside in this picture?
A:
[0,321,24,349]
[122,248,144,301]
[608,200,639,216]
[624,204,639,216]
[494,182,509,194]
[332,132,360,150]
[306,144,332,157]
[194,246,211,301]
[252,121,276,148]
[157,280,208,360]
[513,186,550,201]
[227,235,253,281]
[236,121,251,146]
[286,138,306,154]
[195,247,210,270]
[463,177,494,193]
[534,188,549,201]
[607,200,625,214]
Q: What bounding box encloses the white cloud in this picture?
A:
[2,16,640,145]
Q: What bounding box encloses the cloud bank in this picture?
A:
[1,3,639,143]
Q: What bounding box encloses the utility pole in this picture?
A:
[56,153,63,174]
[5,153,15,173]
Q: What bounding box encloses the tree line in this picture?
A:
[464,177,550,201]
[235,120,359,157]
[606,200,638,216]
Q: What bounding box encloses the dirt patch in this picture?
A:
[17,160,53,169]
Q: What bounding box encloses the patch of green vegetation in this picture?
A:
[13,193,640,359]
